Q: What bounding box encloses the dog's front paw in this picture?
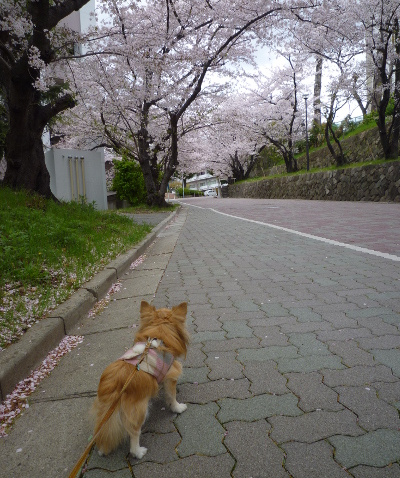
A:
[171,402,187,414]
[131,446,147,459]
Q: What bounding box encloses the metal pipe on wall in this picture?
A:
[80,157,86,200]
[75,157,80,198]
[68,156,74,200]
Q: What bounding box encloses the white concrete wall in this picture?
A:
[59,0,95,32]
[60,10,81,32]
[45,148,107,210]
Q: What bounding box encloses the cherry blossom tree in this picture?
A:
[285,0,400,159]
[180,52,310,179]
[321,72,350,167]
[193,99,266,181]
[247,55,307,173]
[60,0,317,206]
[0,0,93,197]
[183,0,400,180]
[358,0,400,159]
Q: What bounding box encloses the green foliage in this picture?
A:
[295,113,380,158]
[258,146,284,168]
[309,122,325,148]
[112,159,147,206]
[295,138,306,154]
[362,96,396,124]
[338,115,359,136]
[42,81,70,105]
[385,96,396,117]
[362,111,378,124]
[176,187,203,197]
[0,186,152,348]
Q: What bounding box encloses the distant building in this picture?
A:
[44,0,96,148]
[43,3,107,208]
[60,0,96,54]
[186,172,228,191]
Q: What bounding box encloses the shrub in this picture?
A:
[309,122,326,148]
[385,96,395,117]
[362,111,378,125]
[362,96,395,124]
[339,115,359,136]
[112,159,147,206]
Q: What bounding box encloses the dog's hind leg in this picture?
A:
[120,397,149,459]
[164,361,187,413]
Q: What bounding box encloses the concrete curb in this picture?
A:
[0,209,178,402]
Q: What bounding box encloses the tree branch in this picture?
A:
[40,93,76,126]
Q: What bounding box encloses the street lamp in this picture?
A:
[303,94,310,171]
[181,160,185,198]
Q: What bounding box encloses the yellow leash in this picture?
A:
[68,339,153,478]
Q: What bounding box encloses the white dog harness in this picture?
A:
[119,339,174,384]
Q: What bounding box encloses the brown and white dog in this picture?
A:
[92,301,189,459]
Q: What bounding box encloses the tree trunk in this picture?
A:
[325,120,346,167]
[161,113,179,202]
[229,151,246,181]
[243,147,264,180]
[264,135,297,173]
[3,84,52,197]
[138,136,167,207]
[376,86,392,159]
[287,132,298,172]
[313,57,323,126]
[135,101,166,207]
[373,20,397,159]
[283,152,298,173]
[137,109,183,207]
[1,0,91,198]
[388,18,400,159]
[351,75,369,116]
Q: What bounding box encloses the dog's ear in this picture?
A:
[172,302,187,319]
[140,300,155,316]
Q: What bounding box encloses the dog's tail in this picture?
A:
[92,360,158,455]
[92,393,125,455]
[92,361,131,455]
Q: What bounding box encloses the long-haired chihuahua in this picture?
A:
[92,301,189,459]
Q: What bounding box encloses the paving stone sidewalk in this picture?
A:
[1,202,400,477]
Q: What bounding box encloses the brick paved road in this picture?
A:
[3,200,399,477]
[108,200,399,477]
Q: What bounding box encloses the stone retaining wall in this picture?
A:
[229,161,400,202]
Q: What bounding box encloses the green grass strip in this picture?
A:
[0,187,153,349]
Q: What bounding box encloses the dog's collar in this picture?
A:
[119,339,174,384]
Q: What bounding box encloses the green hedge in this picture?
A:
[112,159,147,206]
[175,187,203,197]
